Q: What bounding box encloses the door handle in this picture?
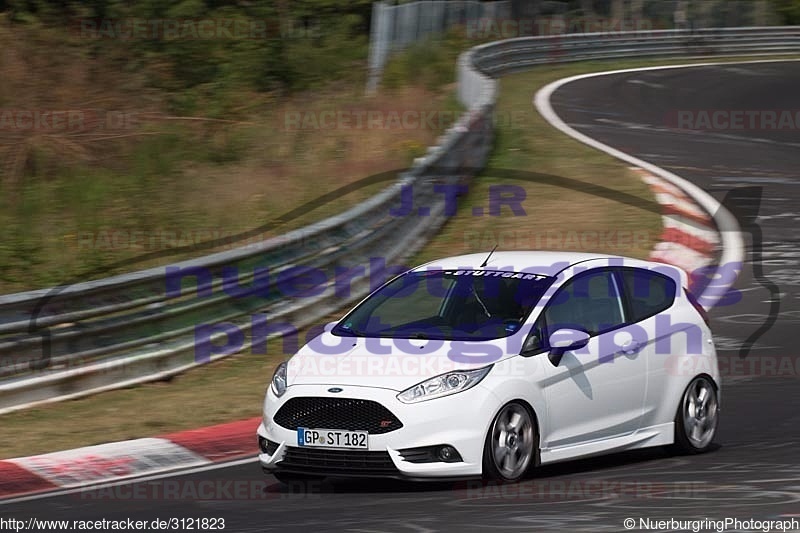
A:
[619,340,642,355]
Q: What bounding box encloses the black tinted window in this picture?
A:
[543,270,625,337]
[333,270,553,341]
[620,268,676,322]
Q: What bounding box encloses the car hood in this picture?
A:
[286,331,523,391]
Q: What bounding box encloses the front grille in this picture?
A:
[273,397,403,434]
[279,447,398,475]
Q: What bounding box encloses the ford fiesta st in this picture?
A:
[257,251,720,483]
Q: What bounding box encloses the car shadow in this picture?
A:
[263,443,722,495]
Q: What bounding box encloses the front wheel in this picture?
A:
[482,401,537,482]
[673,375,719,454]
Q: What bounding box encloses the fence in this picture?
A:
[366,0,781,93]
[366,0,512,93]
[2,26,799,413]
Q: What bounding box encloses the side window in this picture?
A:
[544,270,625,337]
[620,268,676,322]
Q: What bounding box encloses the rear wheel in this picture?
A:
[482,401,537,482]
[673,376,719,454]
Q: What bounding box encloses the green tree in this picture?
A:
[771,0,800,23]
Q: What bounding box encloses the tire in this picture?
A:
[673,375,719,454]
[482,401,537,482]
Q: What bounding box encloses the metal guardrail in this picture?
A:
[469,27,800,77]
[1,26,798,413]
[0,98,495,413]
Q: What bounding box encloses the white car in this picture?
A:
[257,251,720,483]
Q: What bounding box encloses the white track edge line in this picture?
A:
[531,59,799,309]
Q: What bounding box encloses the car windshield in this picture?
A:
[332,270,553,341]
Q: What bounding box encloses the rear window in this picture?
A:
[620,268,676,322]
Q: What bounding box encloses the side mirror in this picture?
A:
[547,328,590,366]
[519,330,542,357]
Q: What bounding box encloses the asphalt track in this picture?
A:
[3,61,800,532]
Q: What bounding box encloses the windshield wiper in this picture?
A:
[471,286,492,318]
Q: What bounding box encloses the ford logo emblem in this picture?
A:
[328,387,343,393]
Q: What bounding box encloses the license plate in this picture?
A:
[297,427,368,449]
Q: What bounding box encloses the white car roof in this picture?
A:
[412,251,668,278]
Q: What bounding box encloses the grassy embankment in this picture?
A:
[0,18,464,293]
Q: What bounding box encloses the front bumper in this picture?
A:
[257,383,500,479]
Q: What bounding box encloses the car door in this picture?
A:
[616,267,679,430]
[539,268,648,449]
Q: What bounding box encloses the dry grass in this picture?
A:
[0,17,457,293]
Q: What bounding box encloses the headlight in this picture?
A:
[397,365,492,403]
[271,362,288,397]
